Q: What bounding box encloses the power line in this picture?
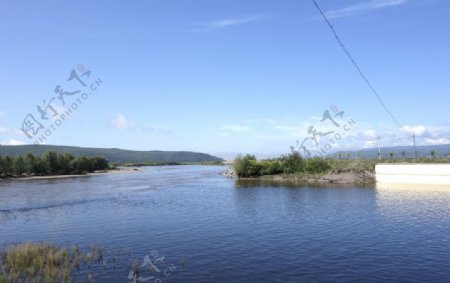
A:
[311,0,412,138]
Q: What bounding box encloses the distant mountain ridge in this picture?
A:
[333,144,450,159]
[0,145,223,163]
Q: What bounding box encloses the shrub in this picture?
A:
[233,154,261,177]
[304,158,331,174]
[234,153,331,178]
[281,152,304,174]
[259,160,283,176]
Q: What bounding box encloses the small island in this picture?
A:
[225,151,450,185]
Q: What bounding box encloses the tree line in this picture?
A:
[0,151,109,177]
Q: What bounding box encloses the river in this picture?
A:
[1,165,450,282]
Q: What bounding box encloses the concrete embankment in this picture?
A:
[376,164,450,187]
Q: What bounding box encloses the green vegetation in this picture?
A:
[0,151,109,178]
[0,242,81,283]
[233,152,330,178]
[233,152,450,178]
[431,149,436,158]
[0,242,165,283]
[333,144,450,159]
[0,242,130,283]
[0,145,223,163]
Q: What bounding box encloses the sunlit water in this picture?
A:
[1,165,450,282]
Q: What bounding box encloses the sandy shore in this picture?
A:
[2,168,142,181]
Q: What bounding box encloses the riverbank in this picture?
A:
[228,153,377,185]
[119,161,222,167]
[260,169,375,184]
[223,167,375,185]
[0,167,141,181]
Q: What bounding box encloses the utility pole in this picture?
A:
[413,133,417,160]
[377,135,381,160]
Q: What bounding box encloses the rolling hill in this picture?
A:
[0,145,223,163]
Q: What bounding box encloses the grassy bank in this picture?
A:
[0,242,141,283]
[233,152,450,179]
[0,243,82,283]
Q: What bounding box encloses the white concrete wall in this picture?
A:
[376,164,450,185]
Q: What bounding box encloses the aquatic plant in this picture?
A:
[0,242,81,283]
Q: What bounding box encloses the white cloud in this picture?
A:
[267,117,345,139]
[211,118,450,156]
[361,129,378,139]
[324,0,408,19]
[352,129,379,141]
[400,125,450,140]
[401,125,428,136]
[0,127,26,136]
[363,140,378,148]
[424,138,450,146]
[220,124,251,132]
[358,124,450,148]
[1,138,25,145]
[192,15,269,32]
[110,113,134,130]
[266,119,308,137]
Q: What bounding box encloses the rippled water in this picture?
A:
[1,165,450,282]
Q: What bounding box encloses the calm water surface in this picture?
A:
[1,165,450,282]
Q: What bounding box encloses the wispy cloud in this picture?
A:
[109,113,174,135]
[323,0,408,19]
[215,123,251,138]
[192,15,269,32]
[219,124,251,132]
[1,138,25,146]
[110,113,134,130]
[141,125,173,134]
[350,124,450,148]
[0,127,27,136]
[401,125,450,145]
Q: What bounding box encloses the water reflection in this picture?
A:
[235,178,375,189]
[377,182,450,191]
[376,183,450,216]
[1,166,450,282]
[233,178,378,231]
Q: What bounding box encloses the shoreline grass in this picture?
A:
[0,242,81,283]
[233,152,450,178]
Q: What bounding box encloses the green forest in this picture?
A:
[0,145,223,163]
[0,151,109,178]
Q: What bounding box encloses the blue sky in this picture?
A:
[0,0,449,158]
